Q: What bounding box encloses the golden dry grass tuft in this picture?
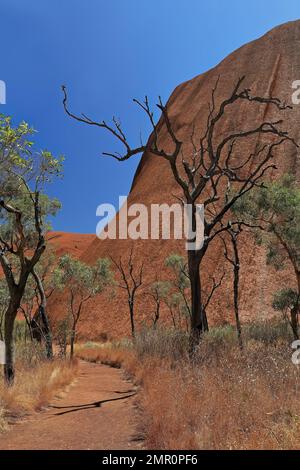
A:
[77,324,300,450]
[0,352,78,433]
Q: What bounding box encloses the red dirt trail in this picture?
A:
[0,361,141,450]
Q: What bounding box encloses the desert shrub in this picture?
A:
[14,319,29,343]
[15,340,47,369]
[203,324,236,344]
[244,319,292,344]
[134,327,189,361]
[82,341,102,349]
[53,316,72,358]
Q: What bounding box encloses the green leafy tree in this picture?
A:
[0,115,63,383]
[164,292,185,329]
[273,288,299,333]
[57,255,113,358]
[234,175,300,338]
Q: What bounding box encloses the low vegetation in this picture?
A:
[77,322,300,450]
[0,340,77,433]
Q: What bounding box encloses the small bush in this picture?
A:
[15,341,47,369]
[53,317,72,358]
[244,319,292,345]
[82,341,103,349]
[134,327,189,361]
[14,319,28,343]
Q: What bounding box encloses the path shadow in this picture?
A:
[49,393,136,416]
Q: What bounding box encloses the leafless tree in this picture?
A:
[221,226,244,350]
[62,76,296,348]
[110,247,143,337]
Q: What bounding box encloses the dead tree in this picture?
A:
[62,76,296,348]
[221,226,243,350]
[110,248,143,337]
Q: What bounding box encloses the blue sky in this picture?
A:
[1,0,300,234]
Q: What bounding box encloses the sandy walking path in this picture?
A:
[0,361,140,450]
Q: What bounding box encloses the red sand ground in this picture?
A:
[0,361,139,450]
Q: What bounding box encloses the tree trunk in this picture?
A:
[169,307,176,329]
[292,272,300,341]
[233,263,243,350]
[153,301,160,328]
[70,329,75,359]
[32,270,53,359]
[188,250,207,351]
[290,305,299,340]
[39,304,53,359]
[290,272,300,340]
[23,310,34,341]
[4,299,19,385]
[129,300,135,338]
[231,235,243,350]
[0,312,4,341]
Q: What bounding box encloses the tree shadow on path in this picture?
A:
[49,393,136,416]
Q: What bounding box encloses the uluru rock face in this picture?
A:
[50,20,300,339]
[47,232,95,259]
[0,232,93,279]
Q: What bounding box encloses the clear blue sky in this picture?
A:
[1,0,300,234]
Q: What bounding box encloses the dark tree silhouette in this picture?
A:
[221,225,244,350]
[110,248,143,337]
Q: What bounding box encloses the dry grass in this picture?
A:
[76,341,138,373]
[0,343,78,433]
[77,324,300,450]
